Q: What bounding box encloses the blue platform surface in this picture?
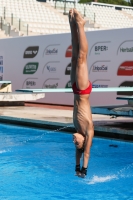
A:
[91,104,133,117]
[16,87,133,93]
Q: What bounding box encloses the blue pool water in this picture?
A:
[0,123,133,200]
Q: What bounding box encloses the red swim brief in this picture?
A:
[72,81,92,95]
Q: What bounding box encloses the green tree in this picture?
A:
[130,0,133,6]
[79,0,130,6]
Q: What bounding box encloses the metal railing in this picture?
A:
[54,0,95,23]
[0,7,29,36]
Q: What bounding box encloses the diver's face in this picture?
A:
[73,134,84,149]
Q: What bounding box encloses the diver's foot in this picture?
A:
[74,9,86,27]
[69,9,75,28]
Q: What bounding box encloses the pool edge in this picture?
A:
[0,116,133,142]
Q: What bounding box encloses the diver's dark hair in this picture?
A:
[77,138,85,153]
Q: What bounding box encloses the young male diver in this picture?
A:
[69,8,94,178]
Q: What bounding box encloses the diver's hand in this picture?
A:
[77,173,86,178]
[77,167,87,178]
[75,171,81,176]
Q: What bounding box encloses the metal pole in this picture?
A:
[4,7,6,20]
[1,17,2,29]
[8,23,11,35]
[94,13,95,23]
[55,0,57,9]
[27,24,28,36]
[19,18,21,31]
[84,6,86,17]
[64,0,66,15]
[11,13,13,25]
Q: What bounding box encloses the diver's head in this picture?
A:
[73,133,85,152]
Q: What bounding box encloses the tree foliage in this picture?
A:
[79,0,131,7]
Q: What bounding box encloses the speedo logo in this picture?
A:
[23,62,39,74]
[92,65,108,72]
[117,81,133,96]
[65,45,72,57]
[65,63,71,75]
[23,46,39,58]
[117,61,133,76]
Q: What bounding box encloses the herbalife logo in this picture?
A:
[47,65,56,72]
[44,83,58,88]
[92,65,108,72]
[23,62,39,74]
[65,63,71,75]
[23,46,39,58]
[120,47,133,52]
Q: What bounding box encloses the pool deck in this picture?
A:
[0,103,133,141]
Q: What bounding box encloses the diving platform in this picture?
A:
[0,81,45,106]
[92,96,133,117]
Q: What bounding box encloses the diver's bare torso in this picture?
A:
[73,94,92,135]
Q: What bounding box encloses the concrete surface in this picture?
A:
[0,103,132,141]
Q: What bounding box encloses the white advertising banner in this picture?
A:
[0,28,133,106]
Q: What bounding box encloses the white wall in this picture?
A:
[0,28,133,106]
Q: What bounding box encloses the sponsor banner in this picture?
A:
[117,81,133,96]
[23,46,39,58]
[22,78,38,89]
[117,61,133,76]
[65,63,71,75]
[92,79,110,88]
[43,44,59,56]
[1,28,133,106]
[89,41,110,56]
[90,61,110,74]
[43,61,60,73]
[65,45,72,57]
[117,40,133,55]
[43,78,59,88]
[23,62,39,74]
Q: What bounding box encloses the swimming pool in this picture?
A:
[0,123,133,200]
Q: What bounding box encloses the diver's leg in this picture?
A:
[74,9,89,90]
[69,9,79,86]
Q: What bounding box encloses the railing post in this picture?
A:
[74,0,76,8]
[1,17,2,29]
[94,13,96,23]
[4,7,6,20]
[8,23,11,35]
[55,0,57,9]
[27,24,28,36]
[11,13,13,25]
[84,6,86,17]
[19,18,21,31]
[64,0,66,15]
